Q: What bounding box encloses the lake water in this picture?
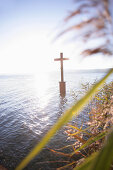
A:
[0,70,112,170]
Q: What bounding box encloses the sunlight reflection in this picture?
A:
[34,73,50,95]
[21,73,53,136]
[33,72,52,109]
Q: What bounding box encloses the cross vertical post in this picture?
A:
[61,53,64,82]
[54,52,69,97]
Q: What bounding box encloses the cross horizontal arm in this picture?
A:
[63,58,69,60]
[54,58,69,61]
[54,58,61,61]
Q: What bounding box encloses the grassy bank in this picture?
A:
[49,81,113,169]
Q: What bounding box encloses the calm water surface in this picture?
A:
[0,71,112,169]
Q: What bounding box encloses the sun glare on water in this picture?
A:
[23,72,53,135]
[33,72,52,108]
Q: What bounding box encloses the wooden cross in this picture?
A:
[54,53,69,82]
[54,53,69,97]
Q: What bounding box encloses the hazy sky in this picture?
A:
[0,0,113,74]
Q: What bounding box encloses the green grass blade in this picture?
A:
[90,128,113,170]
[75,152,97,170]
[75,128,113,170]
[71,131,106,156]
[15,69,113,170]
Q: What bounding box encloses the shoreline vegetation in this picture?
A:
[49,81,113,169]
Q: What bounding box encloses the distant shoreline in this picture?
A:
[65,68,113,73]
[0,68,112,76]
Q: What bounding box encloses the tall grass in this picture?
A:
[54,80,113,169]
[16,69,113,170]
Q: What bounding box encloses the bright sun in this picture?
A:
[0,30,56,74]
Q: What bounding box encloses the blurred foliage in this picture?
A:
[55,81,113,169]
[59,0,113,57]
